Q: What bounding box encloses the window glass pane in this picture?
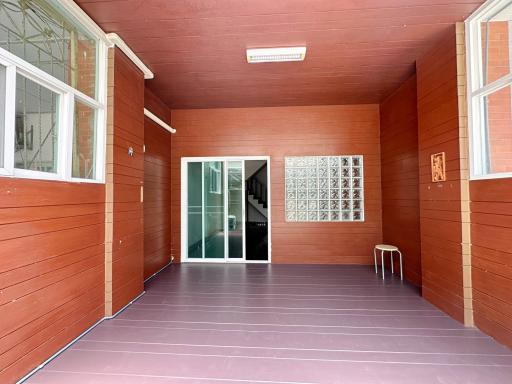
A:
[204,161,225,259]
[227,161,243,259]
[15,74,59,173]
[72,101,96,179]
[484,85,512,174]
[480,4,512,85]
[0,65,5,168]
[188,162,203,259]
[0,0,98,98]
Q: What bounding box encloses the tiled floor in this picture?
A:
[26,264,512,383]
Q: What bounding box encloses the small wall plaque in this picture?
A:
[431,152,446,182]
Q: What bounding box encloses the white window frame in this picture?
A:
[209,165,222,194]
[466,0,512,180]
[0,4,108,183]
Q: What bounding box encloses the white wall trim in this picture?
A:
[144,108,176,133]
[107,33,154,79]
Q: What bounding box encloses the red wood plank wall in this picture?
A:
[170,105,382,263]
[416,27,465,323]
[110,49,145,314]
[470,170,512,346]
[379,75,422,286]
[0,180,105,383]
[143,89,173,279]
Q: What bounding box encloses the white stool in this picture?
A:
[374,244,403,280]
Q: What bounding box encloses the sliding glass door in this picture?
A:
[182,158,268,262]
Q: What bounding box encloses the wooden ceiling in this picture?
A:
[76,0,484,109]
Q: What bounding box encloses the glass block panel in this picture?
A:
[286,200,297,211]
[287,211,297,221]
[284,155,364,222]
[297,200,307,210]
[318,157,328,167]
[297,190,307,200]
[286,178,297,189]
[287,189,297,199]
[297,168,307,178]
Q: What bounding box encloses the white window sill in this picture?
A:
[470,172,512,181]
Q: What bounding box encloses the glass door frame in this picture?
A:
[181,156,271,264]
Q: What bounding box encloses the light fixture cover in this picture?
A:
[246,47,307,63]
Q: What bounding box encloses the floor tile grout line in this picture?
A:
[61,347,512,367]
[98,324,488,338]
[105,319,481,332]
[131,303,441,312]
[75,340,512,357]
[35,370,321,384]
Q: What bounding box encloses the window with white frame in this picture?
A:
[0,0,107,182]
[209,165,222,194]
[467,0,512,178]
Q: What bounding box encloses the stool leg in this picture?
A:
[398,250,403,281]
[381,250,385,280]
[373,248,377,274]
[390,251,394,274]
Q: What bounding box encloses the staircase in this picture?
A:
[246,163,268,217]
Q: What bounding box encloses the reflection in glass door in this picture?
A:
[227,161,244,259]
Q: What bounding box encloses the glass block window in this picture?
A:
[285,156,364,222]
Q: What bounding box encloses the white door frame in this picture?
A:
[181,156,272,264]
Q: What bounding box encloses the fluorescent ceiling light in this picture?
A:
[246,47,306,63]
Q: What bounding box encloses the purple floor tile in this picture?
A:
[25,264,512,384]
